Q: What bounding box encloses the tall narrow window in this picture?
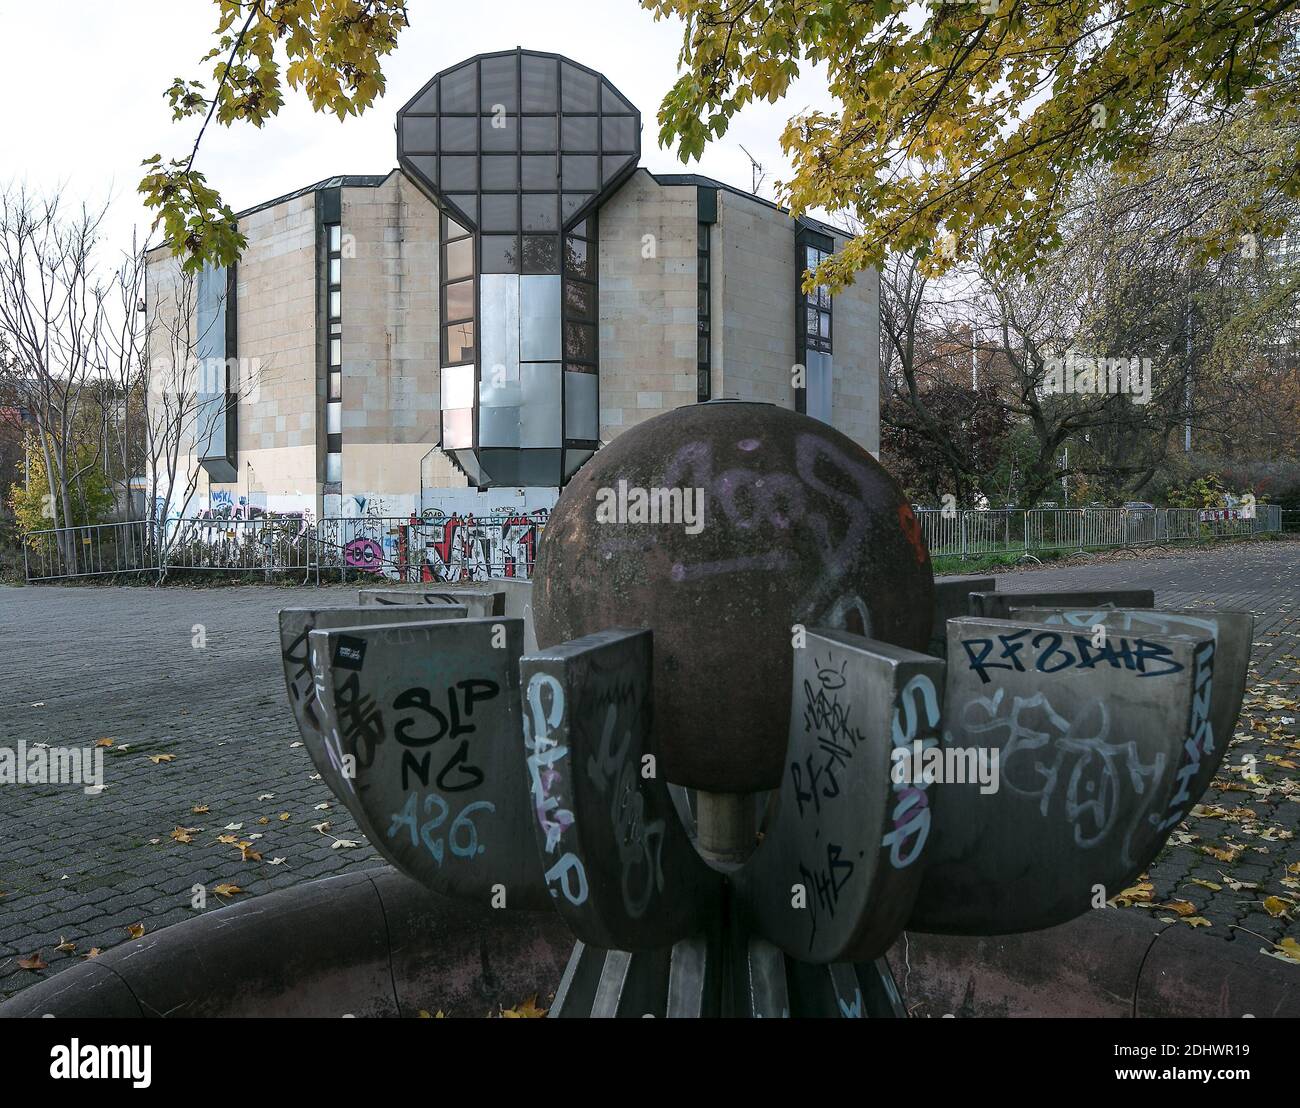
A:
[697,222,712,401]
[795,227,834,422]
[325,222,343,484]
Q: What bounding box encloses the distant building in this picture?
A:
[146,48,880,522]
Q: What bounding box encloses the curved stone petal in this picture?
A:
[307,617,552,910]
[968,588,1154,620]
[518,628,721,948]
[359,587,505,617]
[1007,607,1253,830]
[908,616,1213,934]
[737,630,945,963]
[279,605,467,802]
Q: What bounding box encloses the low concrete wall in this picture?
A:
[0,868,572,1018]
[887,909,1298,1018]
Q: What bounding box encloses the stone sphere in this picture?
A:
[533,401,934,792]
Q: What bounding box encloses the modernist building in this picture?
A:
[147,48,880,524]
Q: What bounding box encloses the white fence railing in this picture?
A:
[915,504,1282,559]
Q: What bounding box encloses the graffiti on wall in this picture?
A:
[416,509,549,582]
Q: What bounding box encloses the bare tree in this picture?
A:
[0,187,113,569]
[142,255,254,557]
[96,230,151,523]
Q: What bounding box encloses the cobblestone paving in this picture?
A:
[1,540,1296,999]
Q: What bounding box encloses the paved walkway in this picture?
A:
[1,540,1296,999]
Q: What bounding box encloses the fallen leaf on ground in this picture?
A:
[278,813,290,821]
[169,826,198,844]
[500,995,548,1018]
[1110,882,1154,907]
[55,938,76,954]
[312,821,331,834]
[213,883,243,898]
[94,738,114,748]
[331,838,359,849]
[18,953,48,971]
[126,923,145,939]
[1261,938,1300,964]
[146,754,175,764]
[257,793,275,800]
[223,823,244,831]
[81,948,102,960]
[239,842,262,862]
[191,804,209,814]
[1263,896,1292,918]
[1188,879,1222,891]
[267,857,287,866]
[1161,900,1197,917]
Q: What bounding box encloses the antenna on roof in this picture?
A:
[739,144,766,196]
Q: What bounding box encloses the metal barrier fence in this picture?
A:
[916,503,1283,559]
[22,513,545,584]
[20,503,1282,582]
[22,520,159,582]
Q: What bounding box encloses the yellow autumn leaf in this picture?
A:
[1261,938,1300,964]
[500,994,548,1018]
[55,937,76,954]
[191,804,210,814]
[126,923,146,939]
[1111,881,1154,906]
[1262,896,1291,918]
[213,883,243,897]
[1162,900,1197,917]
[94,738,114,748]
[147,754,175,764]
[1183,916,1212,928]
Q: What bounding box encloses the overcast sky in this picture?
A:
[0,0,835,256]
